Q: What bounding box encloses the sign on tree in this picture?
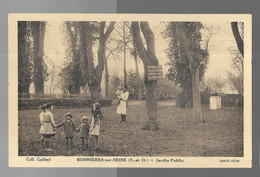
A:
[147,65,163,81]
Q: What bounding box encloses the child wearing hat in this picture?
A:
[57,112,76,148]
[89,103,103,150]
[76,116,91,148]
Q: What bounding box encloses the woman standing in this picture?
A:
[39,103,57,151]
[117,86,129,123]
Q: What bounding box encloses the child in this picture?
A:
[39,103,57,151]
[116,86,123,105]
[39,104,46,147]
[76,116,90,148]
[57,112,76,149]
[89,103,103,151]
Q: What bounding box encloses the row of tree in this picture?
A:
[18,21,48,96]
[18,21,244,129]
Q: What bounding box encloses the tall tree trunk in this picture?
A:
[143,80,158,129]
[66,22,81,94]
[191,67,203,123]
[175,22,203,123]
[89,83,101,104]
[231,22,244,57]
[104,56,109,98]
[79,21,115,104]
[18,21,31,96]
[133,51,142,100]
[131,22,159,130]
[32,21,45,95]
[123,22,127,87]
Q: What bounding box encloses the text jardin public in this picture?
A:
[76,157,184,163]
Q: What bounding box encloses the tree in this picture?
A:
[231,22,244,57]
[206,77,226,93]
[131,22,160,130]
[31,21,48,94]
[157,77,181,100]
[103,25,125,98]
[165,22,208,123]
[126,70,145,99]
[132,49,143,100]
[227,50,244,95]
[18,21,32,96]
[78,21,115,103]
[108,75,122,99]
[131,32,143,100]
[230,22,244,96]
[60,22,83,94]
[164,22,209,109]
[109,22,143,100]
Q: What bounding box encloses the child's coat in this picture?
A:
[57,118,76,138]
[39,110,57,135]
[77,122,90,138]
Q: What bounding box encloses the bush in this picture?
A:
[201,90,211,105]
[221,94,243,107]
[175,91,193,108]
[18,98,112,110]
[200,93,243,107]
[175,93,186,108]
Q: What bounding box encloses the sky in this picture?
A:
[38,21,239,95]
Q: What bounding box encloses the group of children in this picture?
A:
[39,102,103,151]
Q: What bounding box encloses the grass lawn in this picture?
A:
[18,100,243,157]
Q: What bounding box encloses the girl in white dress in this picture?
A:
[89,103,103,150]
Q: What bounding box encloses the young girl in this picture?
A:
[39,103,57,151]
[57,112,76,149]
[89,103,103,151]
[76,116,90,148]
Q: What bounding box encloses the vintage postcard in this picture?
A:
[9,14,252,167]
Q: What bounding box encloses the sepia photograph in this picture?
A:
[9,14,252,167]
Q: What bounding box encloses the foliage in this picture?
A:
[221,94,243,107]
[108,75,123,99]
[157,77,181,100]
[18,98,112,110]
[59,22,100,94]
[18,21,49,96]
[227,50,244,95]
[31,21,48,94]
[126,70,145,99]
[200,92,243,107]
[163,22,209,108]
[205,77,227,94]
[200,89,211,105]
[18,21,33,96]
